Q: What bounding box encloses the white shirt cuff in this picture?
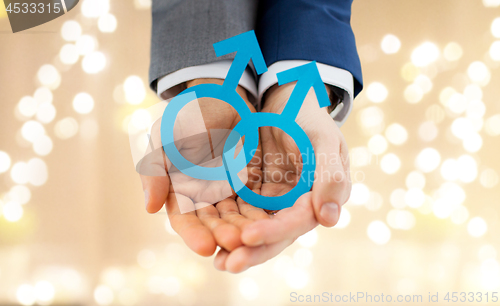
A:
[258,60,354,127]
[156,60,258,104]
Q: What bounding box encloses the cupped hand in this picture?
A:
[215,82,352,271]
[139,78,267,257]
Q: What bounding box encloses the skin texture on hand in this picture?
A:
[140,79,352,273]
[140,78,269,258]
[214,82,352,272]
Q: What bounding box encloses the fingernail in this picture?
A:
[144,191,150,209]
[321,203,339,225]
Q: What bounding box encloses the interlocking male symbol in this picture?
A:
[160,31,330,211]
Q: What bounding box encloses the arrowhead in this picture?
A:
[213,30,268,75]
[277,62,330,109]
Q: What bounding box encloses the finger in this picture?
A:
[214,248,229,271]
[224,238,295,273]
[241,192,318,246]
[141,175,169,214]
[196,203,242,251]
[307,119,350,227]
[166,193,217,257]
[236,197,270,221]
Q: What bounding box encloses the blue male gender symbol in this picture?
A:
[161,31,330,211]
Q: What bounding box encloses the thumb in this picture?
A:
[302,115,351,227]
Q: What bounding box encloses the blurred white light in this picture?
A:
[367,220,391,245]
[34,87,53,105]
[490,41,500,61]
[406,171,426,189]
[36,103,56,123]
[35,281,55,304]
[33,135,53,156]
[439,87,456,106]
[16,284,36,306]
[61,20,82,41]
[336,208,351,229]
[297,229,318,248]
[390,188,406,209]
[462,132,483,152]
[134,0,152,9]
[450,205,469,225]
[416,148,441,173]
[82,51,106,74]
[124,76,147,105]
[467,61,490,83]
[98,14,117,33]
[380,153,401,174]
[76,35,97,55]
[3,201,23,222]
[457,154,478,183]
[8,185,31,205]
[405,188,425,208]
[366,82,388,103]
[28,158,48,186]
[60,44,79,65]
[437,182,466,206]
[381,34,401,54]
[485,114,500,136]
[447,93,467,114]
[0,151,11,173]
[443,42,463,61]
[21,121,45,143]
[55,117,79,139]
[293,248,314,268]
[440,159,459,181]
[468,217,488,237]
[18,96,38,118]
[492,18,500,38]
[432,198,454,219]
[483,0,500,7]
[131,109,152,131]
[239,277,259,300]
[10,162,29,184]
[464,84,483,100]
[285,268,309,289]
[385,123,408,145]
[404,84,423,103]
[73,93,95,114]
[480,169,499,188]
[94,285,114,306]
[451,117,474,140]
[466,100,486,119]
[37,65,59,87]
[414,74,433,93]
[82,0,110,18]
[411,42,439,67]
[367,134,387,155]
[350,183,370,205]
[418,121,438,142]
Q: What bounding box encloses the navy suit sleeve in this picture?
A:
[256,0,363,97]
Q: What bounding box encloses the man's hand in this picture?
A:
[140,78,268,257]
[215,82,352,271]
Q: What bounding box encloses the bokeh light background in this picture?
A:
[1,0,500,305]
